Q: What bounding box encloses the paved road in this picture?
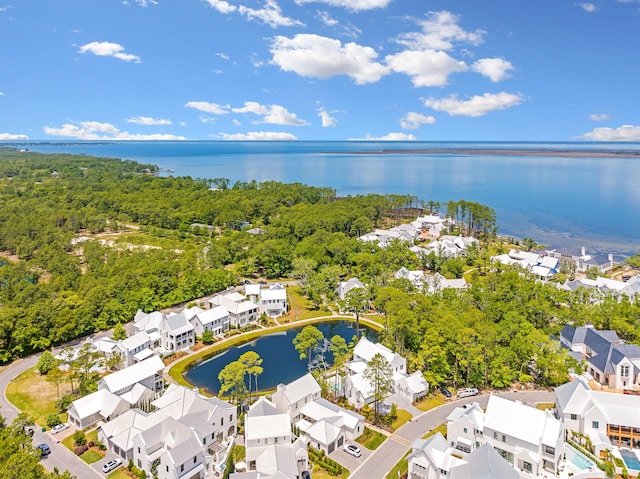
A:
[348,390,555,479]
[0,349,105,478]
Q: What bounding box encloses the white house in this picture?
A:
[560,324,640,390]
[555,379,640,455]
[423,273,468,294]
[209,292,259,328]
[395,267,425,289]
[447,395,564,477]
[394,371,429,403]
[337,277,365,301]
[258,283,288,318]
[352,336,406,374]
[98,355,165,395]
[121,331,153,367]
[272,373,322,421]
[424,235,478,258]
[161,312,195,352]
[67,389,131,429]
[190,306,229,337]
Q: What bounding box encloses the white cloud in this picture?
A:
[127,116,172,125]
[43,121,185,140]
[294,0,392,12]
[350,132,417,140]
[589,113,611,121]
[386,49,467,87]
[472,58,514,82]
[231,101,308,126]
[0,133,29,140]
[216,52,229,60]
[0,91,4,95]
[125,0,158,6]
[185,101,230,114]
[204,0,304,27]
[423,92,525,117]
[395,11,485,51]
[79,41,141,63]
[579,3,598,12]
[316,10,338,26]
[0,5,12,12]
[219,131,298,140]
[578,125,640,141]
[271,34,389,84]
[317,107,337,127]
[400,112,436,129]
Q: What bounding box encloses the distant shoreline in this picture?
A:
[337,148,640,158]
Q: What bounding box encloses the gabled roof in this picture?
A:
[100,355,164,393]
[164,312,194,335]
[277,373,321,405]
[305,419,342,446]
[246,414,291,441]
[122,331,151,351]
[353,336,403,365]
[247,396,278,418]
[449,443,519,479]
[397,371,429,394]
[446,402,484,432]
[299,398,363,431]
[69,389,126,420]
[194,306,229,326]
[261,286,286,301]
[152,383,234,421]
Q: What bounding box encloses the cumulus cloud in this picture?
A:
[350,132,417,140]
[400,112,436,129]
[578,125,640,141]
[204,0,304,27]
[317,107,337,127]
[0,133,29,140]
[232,101,308,126]
[294,0,392,11]
[316,10,338,26]
[79,41,141,63]
[395,11,485,51]
[127,116,172,125]
[589,113,611,121]
[43,121,185,140]
[219,131,298,140]
[579,3,598,12]
[386,49,467,87]
[185,101,230,114]
[472,58,514,82]
[271,34,389,84]
[423,92,525,117]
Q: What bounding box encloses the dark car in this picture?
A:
[36,444,51,457]
[440,386,453,398]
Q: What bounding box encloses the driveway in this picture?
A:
[329,442,373,472]
[349,390,555,479]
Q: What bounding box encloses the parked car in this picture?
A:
[440,386,453,398]
[457,388,479,398]
[343,444,362,458]
[102,458,123,473]
[50,423,68,435]
[36,443,51,457]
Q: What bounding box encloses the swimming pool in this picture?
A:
[565,445,596,470]
[620,449,640,470]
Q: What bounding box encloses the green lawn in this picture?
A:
[422,423,447,439]
[107,468,129,479]
[415,395,446,412]
[285,287,332,322]
[5,365,68,427]
[386,452,409,479]
[356,427,387,450]
[80,450,103,464]
[390,409,412,431]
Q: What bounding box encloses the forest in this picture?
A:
[1,149,639,390]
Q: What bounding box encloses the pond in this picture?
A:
[184,320,378,395]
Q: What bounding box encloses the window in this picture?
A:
[592,421,599,429]
[194,456,197,464]
[230,414,233,422]
[502,434,506,443]
[463,427,467,433]
[138,447,140,453]
[221,417,224,426]
[493,432,498,439]
[137,460,142,469]
[523,461,532,473]
[181,465,184,472]
[621,365,630,377]
[570,414,577,420]
[166,466,169,473]
[544,445,555,455]
[212,433,215,440]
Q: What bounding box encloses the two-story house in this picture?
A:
[272,373,322,422]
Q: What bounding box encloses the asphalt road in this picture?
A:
[348,390,555,479]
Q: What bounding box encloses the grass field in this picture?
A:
[422,423,447,439]
[390,409,412,431]
[357,427,387,450]
[415,395,446,412]
[284,287,333,322]
[5,365,69,427]
[311,467,350,479]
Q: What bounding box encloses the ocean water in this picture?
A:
[7,140,640,256]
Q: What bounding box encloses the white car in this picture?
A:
[457,388,479,398]
[50,423,69,434]
[102,458,123,473]
[343,444,362,458]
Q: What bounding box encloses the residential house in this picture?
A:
[98,409,156,461]
[190,306,229,337]
[259,283,288,318]
[336,277,365,301]
[446,402,485,454]
[412,214,446,238]
[560,324,640,390]
[407,433,519,479]
[121,331,153,367]
[423,273,468,294]
[395,267,425,289]
[352,336,406,374]
[67,389,131,429]
[424,235,478,258]
[209,292,259,328]
[559,276,640,302]
[555,378,640,455]
[98,355,165,395]
[546,247,615,273]
[394,371,429,403]
[272,373,322,422]
[133,310,164,348]
[161,312,195,352]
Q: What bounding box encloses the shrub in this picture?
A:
[46,414,62,428]
[88,441,95,448]
[202,330,214,345]
[55,393,75,412]
[74,446,85,455]
[73,430,87,446]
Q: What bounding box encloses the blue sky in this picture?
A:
[1,0,640,141]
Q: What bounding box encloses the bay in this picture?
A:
[10,140,640,256]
